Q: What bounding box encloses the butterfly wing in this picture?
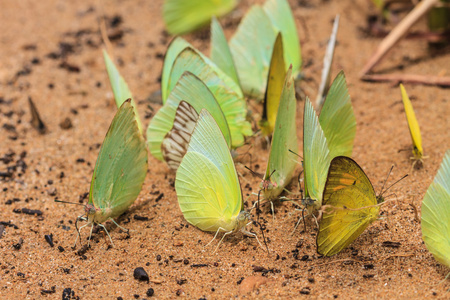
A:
[317,156,379,256]
[210,17,240,87]
[421,150,450,267]
[147,72,231,161]
[303,98,330,209]
[229,5,277,99]
[103,50,143,133]
[315,15,339,108]
[263,0,301,75]
[161,37,191,103]
[168,47,251,147]
[162,101,199,170]
[175,110,243,232]
[163,0,237,35]
[89,99,148,223]
[319,71,356,159]
[260,33,286,137]
[400,84,423,160]
[262,66,298,200]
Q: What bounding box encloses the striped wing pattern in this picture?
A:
[162,101,199,170]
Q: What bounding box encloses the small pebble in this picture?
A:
[133,267,149,282]
[58,246,65,252]
[44,234,54,247]
[146,288,154,297]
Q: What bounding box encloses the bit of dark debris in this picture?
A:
[133,215,149,221]
[382,241,401,248]
[13,208,43,216]
[45,234,54,247]
[191,264,208,268]
[41,286,56,295]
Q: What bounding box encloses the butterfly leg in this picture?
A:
[109,218,130,234]
[96,223,114,247]
[205,227,228,248]
[291,208,309,235]
[87,222,95,247]
[213,230,234,254]
[241,228,265,251]
[73,216,89,249]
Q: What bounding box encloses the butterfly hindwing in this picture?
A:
[162,101,199,170]
[89,99,148,223]
[317,156,379,256]
[421,150,450,268]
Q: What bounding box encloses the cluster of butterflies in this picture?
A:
[59,0,449,273]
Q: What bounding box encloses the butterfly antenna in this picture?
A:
[55,199,85,206]
[244,166,264,180]
[378,165,394,196]
[289,149,303,159]
[380,174,408,197]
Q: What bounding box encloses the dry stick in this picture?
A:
[359,0,439,77]
[361,73,450,87]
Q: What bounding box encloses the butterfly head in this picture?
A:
[234,211,251,232]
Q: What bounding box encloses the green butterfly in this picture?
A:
[175,108,259,251]
[148,71,231,168]
[260,66,298,201]
[161,19,241,104]
[72,99,148,247]
[103,50,143,132]
[421,150,450,271]
[302,72,356,212]
[229,0,301,99]
[163,0,237,35]
[156,39,251,151]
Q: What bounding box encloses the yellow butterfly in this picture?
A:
[317,156,383,256]
[400,84,425,168]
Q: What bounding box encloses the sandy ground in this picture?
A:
[1,0,449,299]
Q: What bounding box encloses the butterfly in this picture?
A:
[421,150,450,271]
[302,72,356,213]
[315,15,340,108]
[158,37,251,148]
[175,108,259,251]
[147,72,231,169]
[400,84,424,168]
[163,0,237,35]
[69,99,148,247]
[103,50,143,133]
[259,66,298,202]
[316,156,383,256]
[229,0,301,100]
[259,33,286,137]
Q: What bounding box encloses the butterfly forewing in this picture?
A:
[303,98,330,209]
[175,110,243,232]
[162,101,199,170]
[318,71,356,160]
[89,99,148,223]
